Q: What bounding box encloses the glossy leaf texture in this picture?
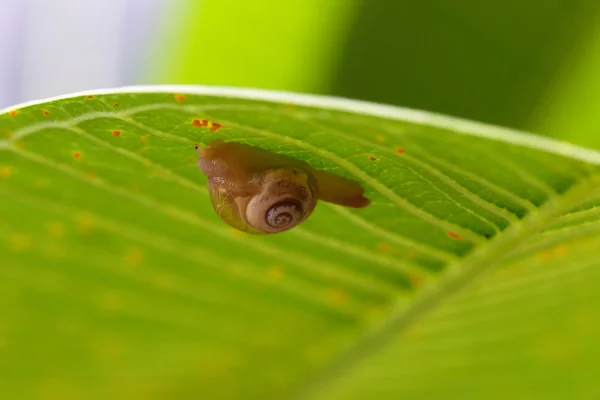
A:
[1,87,599,399]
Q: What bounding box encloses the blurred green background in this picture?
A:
[144,0,600,148]
[3,0,599,147]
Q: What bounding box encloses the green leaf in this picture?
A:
[1,86,599,399]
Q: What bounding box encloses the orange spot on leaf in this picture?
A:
[553,244,569,257]
[86,95,94,99]
[536,244,570,262]
[8,110,17,117]
[140,135,148,143]
[73,151,81,160]
[76,212,96,235]
[0,166,12,178]
[396,147,405,154]
[210,123,222,132]
[377,243,390,252]
[409,273,424,288]
[447,231,463,240]
[112,130,121,137]
[113,103,120,108]
[192,119,211,128]
[9,233,31,253]
[329,289,347,305]
[42,109,50,116]
[124,247,143,267]
[368,156,377,161]
[174,94,185,102]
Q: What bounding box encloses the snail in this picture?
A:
[195,140,370,234]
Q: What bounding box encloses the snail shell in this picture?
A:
[195,140,370,234]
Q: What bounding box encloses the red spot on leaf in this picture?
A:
[192,119,210,128]
[396,147,405,154]
[73,151,81,160]
[112,130,121,137]
[8,110,17,117]
[210,123,222,132]
[174,94,185,102]
[447,231,463,240]
[86,95,94,99]
[368,156,377,161]
[42,109,50,116]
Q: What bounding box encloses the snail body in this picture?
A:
[195,140,370,234]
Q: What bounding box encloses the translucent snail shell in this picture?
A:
[195,140,370,234]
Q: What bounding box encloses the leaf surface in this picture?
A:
[1,87,599,399]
